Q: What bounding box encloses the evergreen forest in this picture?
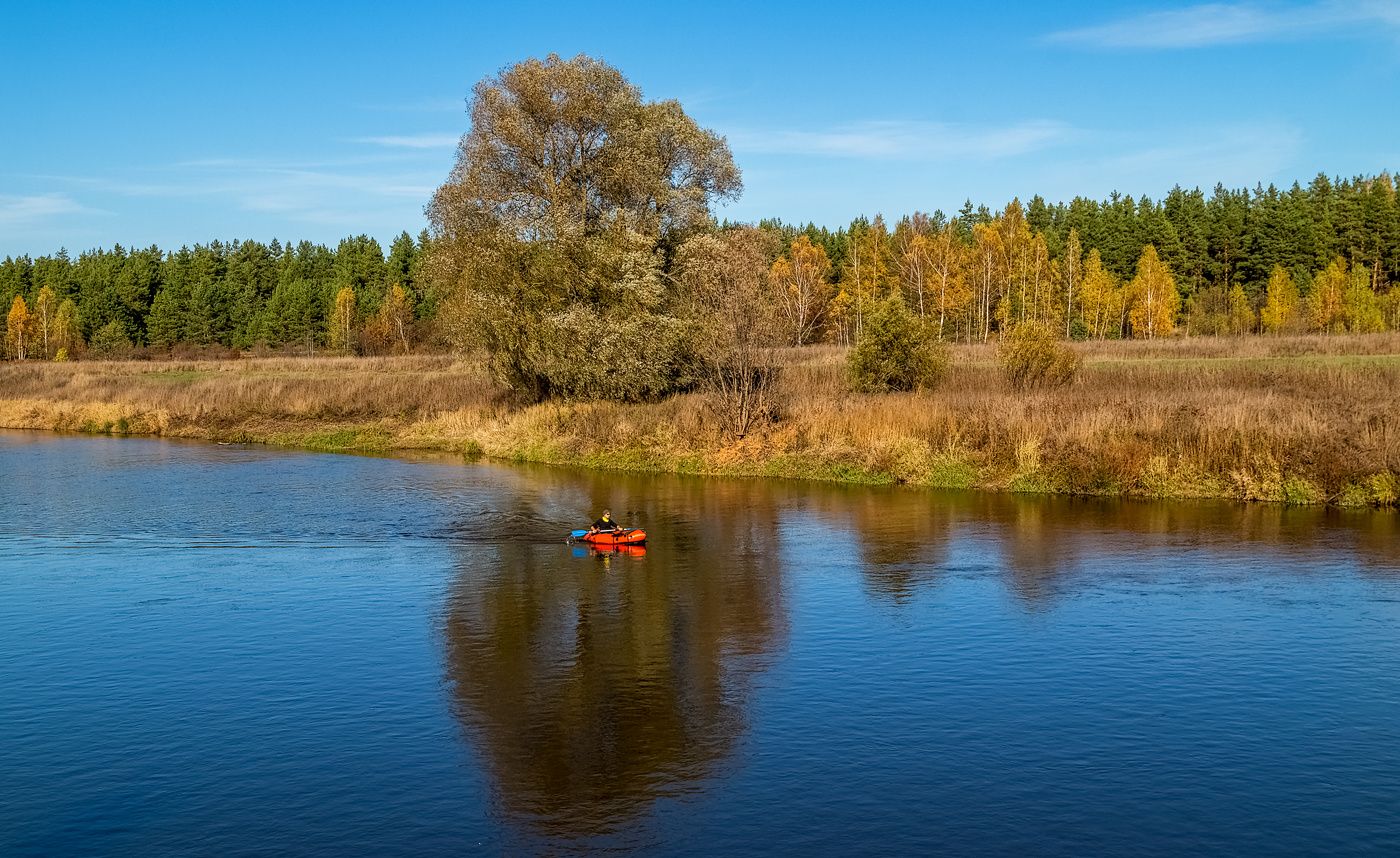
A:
[3,172,1399,361]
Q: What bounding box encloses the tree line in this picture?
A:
[5,55,1398,364]
[754,171,1400,345]
[8,172,1396,362]
[1,231,438,360]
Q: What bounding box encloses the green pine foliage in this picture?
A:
[1,170,1397,361]
[0,233,431,356]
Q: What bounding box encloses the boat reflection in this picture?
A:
[571,544,647,559]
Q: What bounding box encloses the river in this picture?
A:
[2,430,1398,856]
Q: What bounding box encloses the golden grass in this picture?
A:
[2,335,1398,506]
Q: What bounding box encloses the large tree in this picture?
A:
[427,54,741,400]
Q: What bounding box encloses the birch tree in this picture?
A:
[34,285,57,359]
[1128,244,1179,339]
[927,222,969,340]
[769,235,831,345]
[330,286,356,354]
[1259,266,1298,334]
[6,296,33,360]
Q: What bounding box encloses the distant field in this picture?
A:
[2,334,1398,506]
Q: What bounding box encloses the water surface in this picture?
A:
[2,431,1398,856]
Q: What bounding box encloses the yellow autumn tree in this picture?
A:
[1077,248,1119,339]
[998,200,1035,327]
[1382,289,1400,332]
[928,222,970,340]
[840,215,891,343]
[1259,266,1298,334]
[53,299,81,358]
[1127,244,1179,339]
[1308,258,1347,333]
[1022,232,1054,327]
[969,222,1005,343]
[1061,228,1082,337]
[770,235,832,346]
[1341,265,1385,333]
[329,286,357,354]
[1226,283,1254,334]
[893,215,933,318]
[380,284,414,354]
[34,285,58,359]
[7,295,35,360]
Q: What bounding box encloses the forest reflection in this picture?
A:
[441,473,788,848]
[806,486,1400,607]
[439,464,1398,846]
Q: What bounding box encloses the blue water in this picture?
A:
[2,430,1398,856]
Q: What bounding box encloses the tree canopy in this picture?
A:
[427,53,742,400]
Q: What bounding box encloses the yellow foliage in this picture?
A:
[330,287,357,354]
[770,235,832,346]
[1128,244,1179,339]
[1342,266,1385,333]
[928,223,970,339]
[1309,258,1347,333]
[1078,249,1121,339]
[7,296,34,360]
[1227,284,1253,334]
[969,222,1005,343]
[1260,266,1298,334]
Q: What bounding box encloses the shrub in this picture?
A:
[999,322,1081,389]
[848,298,949,393]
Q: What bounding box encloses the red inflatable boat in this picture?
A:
[582,528,646,547]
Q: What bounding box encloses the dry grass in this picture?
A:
[2,334,1398,506]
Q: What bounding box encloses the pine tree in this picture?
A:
[1164,185,1210,292]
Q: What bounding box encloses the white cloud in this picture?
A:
[358,133,462,149]
[30,158,439,229]
[0,193,92,227]
[729,119,1074,162]
[1047,1,1400,49]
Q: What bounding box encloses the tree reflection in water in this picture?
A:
[439,464,1398,849]
[441,474,787,850]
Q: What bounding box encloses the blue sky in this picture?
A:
[2,1,1398,257]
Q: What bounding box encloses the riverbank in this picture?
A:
[2,334,1398,506]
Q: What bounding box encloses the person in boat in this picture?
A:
[590,510,621,534]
